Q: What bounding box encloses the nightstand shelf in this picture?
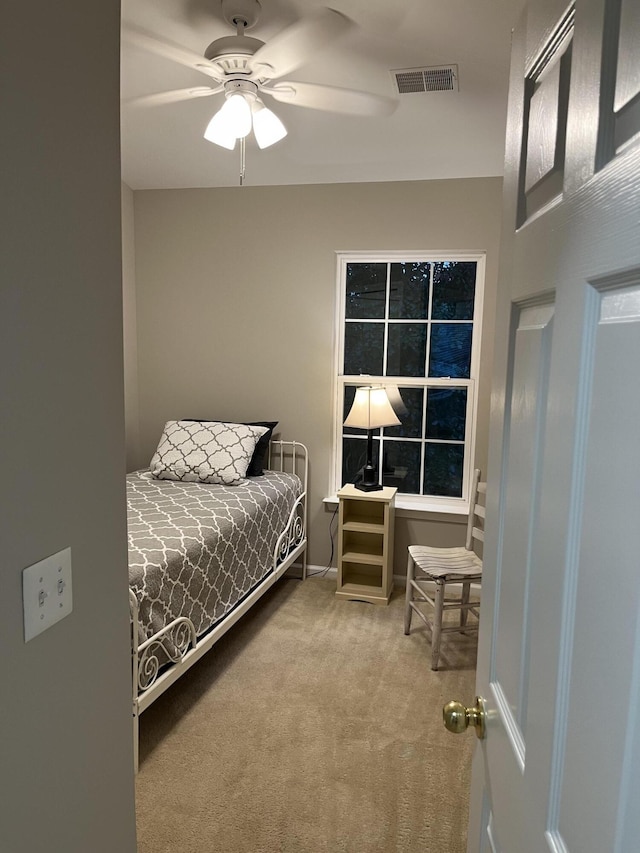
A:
[336,484,396,606]
[342,552,384,566]
[342,520,384,534]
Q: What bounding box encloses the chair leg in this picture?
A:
[460,582,470,629]
[404,552,415,635]
[431,579,445,670]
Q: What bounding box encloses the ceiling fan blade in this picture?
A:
[122,23,224,82]
[123,86,223,109]
[249,8,353,80]
[265,81,398,117]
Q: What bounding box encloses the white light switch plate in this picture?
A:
[23,547,73,642]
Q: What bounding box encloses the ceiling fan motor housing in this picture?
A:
[204,34,266,78]
[206,0,267,78]
[223,79,259,101]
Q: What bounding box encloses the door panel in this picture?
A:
[598,0,640,164]
[615,0,640,112]
[558,279,640,852]
[493,303,553,752]
[519,14,573,223]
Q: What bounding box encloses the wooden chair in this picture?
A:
[403,469,485,670]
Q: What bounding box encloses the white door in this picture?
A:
[462,0,640,850]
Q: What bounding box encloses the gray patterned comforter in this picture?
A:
[127,469,302,644]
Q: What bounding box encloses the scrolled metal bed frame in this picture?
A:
[129,440,308,769]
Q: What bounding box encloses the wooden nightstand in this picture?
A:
[335,484,397,605]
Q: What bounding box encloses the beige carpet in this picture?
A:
[135,577,478,853]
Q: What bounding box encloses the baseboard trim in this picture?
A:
[292,564,480,594]
[292,565,409,587]
[286,565,480,595]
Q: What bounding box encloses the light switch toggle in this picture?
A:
[23,548,73,642]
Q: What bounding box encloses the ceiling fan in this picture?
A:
[123,0,398,152]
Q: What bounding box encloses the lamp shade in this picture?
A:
[385,384,408,418]
[204,92,288,151]
[203,110,237,149]
[344,386,401,430]
[204,93,252,149]
[219,93,252,137]
[252,101,287,149]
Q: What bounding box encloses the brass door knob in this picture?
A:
[443,696,486,739]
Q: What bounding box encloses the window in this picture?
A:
[332,252,485,512]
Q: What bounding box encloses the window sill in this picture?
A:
[323,494,470,520]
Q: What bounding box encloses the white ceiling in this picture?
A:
[121,0,525,189]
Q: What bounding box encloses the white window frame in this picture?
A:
[330,250,486,514]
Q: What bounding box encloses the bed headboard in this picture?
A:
[266,440,308,491]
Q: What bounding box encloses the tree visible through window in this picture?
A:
[334,253,484,508]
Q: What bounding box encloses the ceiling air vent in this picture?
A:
[392,65,459,95]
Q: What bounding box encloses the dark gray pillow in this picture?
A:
[244,421,278,475]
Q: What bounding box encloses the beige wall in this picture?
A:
[122,182,141,473]
[1,1,137,850]
[131,178,502,572]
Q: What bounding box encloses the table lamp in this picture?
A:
[344,385,401,491]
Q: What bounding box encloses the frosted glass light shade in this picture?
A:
[203,93,252,148]
[203,110,237,149]
[252,102,287,149]
[204,92,287,151]
[344,386,401,430]
[220,93,252,137]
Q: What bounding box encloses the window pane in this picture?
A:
[426,388,467,441]
[389,262,430,319]
[381,441,421,493]
[387,323,427,377]
[384,387,423,438]
[345,263,387,319]
[342,437,379,486]
[423,444,464,497]
[344,322,384,375]
[428,323,473,378]
[432,262,477,320]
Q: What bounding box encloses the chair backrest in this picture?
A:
[465,469,486,553]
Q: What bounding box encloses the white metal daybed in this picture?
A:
[127,424,307,768]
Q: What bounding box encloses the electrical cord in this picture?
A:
[307,504,339,577]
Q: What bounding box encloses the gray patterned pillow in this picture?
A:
[150,420,269,486]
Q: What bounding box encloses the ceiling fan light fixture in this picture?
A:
[252,100,287,149]
[203,110,237,149]
[219,92,253,138]
[203,90,254,149]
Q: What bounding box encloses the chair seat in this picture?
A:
[404,469,485,670]
[408,545,482,580]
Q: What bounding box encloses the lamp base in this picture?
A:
[354,481,384,492]
[354,464,383,492]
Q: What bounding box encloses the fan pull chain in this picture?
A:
[239,135,246,186]
[237,13,248,186]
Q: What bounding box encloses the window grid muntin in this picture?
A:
[425,263,434,376]
[383,264,391,375]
